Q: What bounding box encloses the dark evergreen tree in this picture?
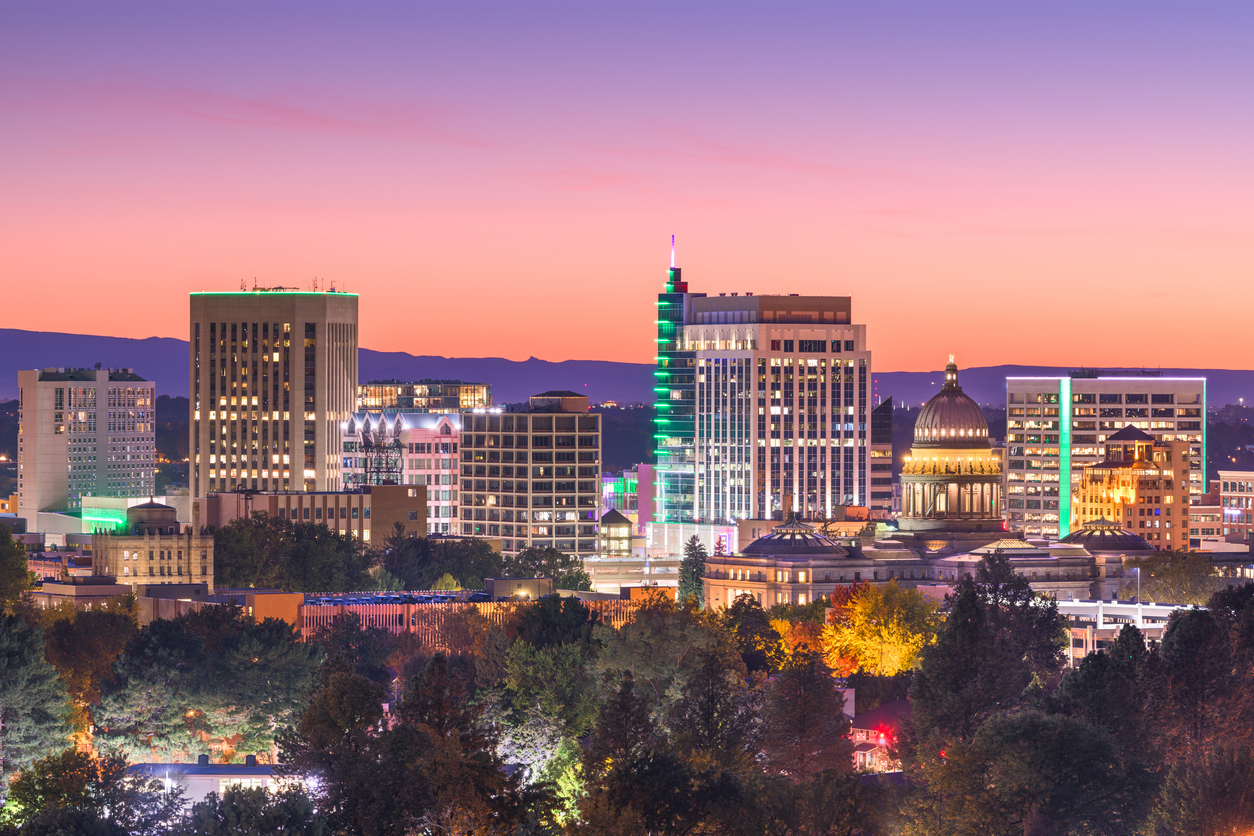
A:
[0,613,68,795]
[760,649,852,779]
[584,672,657,783]
[179,785,328,836]
[0,526,33,613]
[678,535,707,607]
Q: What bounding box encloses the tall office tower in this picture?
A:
[358,380,491,412]
[869,397,895,514]
[1005,372,1205,538]
[17,368,156,523]
[189,289,358,497]
[687,293,874,522]
[654,256,699,525]
[459,392,602,560]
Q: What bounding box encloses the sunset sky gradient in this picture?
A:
[3,1,1252,370]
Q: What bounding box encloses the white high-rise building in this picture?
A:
[681,293,881,524]
[190,289,358,497]
[17,367,156,524]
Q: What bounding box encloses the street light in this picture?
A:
[1132,566,1141,603]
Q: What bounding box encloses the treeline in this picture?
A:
[212,515,591,592]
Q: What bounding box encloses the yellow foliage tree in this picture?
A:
[821,580,941,675]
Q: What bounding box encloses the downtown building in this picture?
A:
[652,260,888,548]
[1005,372,1205,538]
[17,367,156,526]
[189,289,358,497]
[458,392,601,560]
[358,379,491,412]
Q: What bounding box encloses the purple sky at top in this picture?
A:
[2,1,1252,370]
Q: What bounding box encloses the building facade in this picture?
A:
[341,412,460,533]
[17,368,156,523]
[1214,471,1254,542]
[659,284,881,526]
[1072,426,1192,550]
[203,484,426,544]
[1005,373,1206,538]
[189,289,358,498]
[357,379,491,412]
[93,502,215,590]
[458,392,601,559]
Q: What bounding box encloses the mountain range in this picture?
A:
[1,328,1251,408]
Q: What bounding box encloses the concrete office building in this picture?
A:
[1214,471,1254,542]
[458,392,601,559]
[342,412,461,533]
[17,368,156,525]
[357,380,491,412]
[189,289,358,497]
[1005,372,1205,538]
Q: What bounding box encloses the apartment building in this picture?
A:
[458,392,601,560]
[357,379,491,412]
[189,289,358,497]
[17,367,156,524]
[1214,470,1254,542]
[1005,373,1205,537]
[341,412,461,534]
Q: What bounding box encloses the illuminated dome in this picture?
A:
[1059,518,1155,554]
[741,518,848,557]
[913,358,989,449]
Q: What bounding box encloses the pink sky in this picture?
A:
[2,1,1252,371]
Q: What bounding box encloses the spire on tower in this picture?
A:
[670,234,675,269]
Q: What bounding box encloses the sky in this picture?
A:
[2,1,1252,371]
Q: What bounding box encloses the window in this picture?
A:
[408,511,418,521]
[783,340,794,352]
[770,340,781,350]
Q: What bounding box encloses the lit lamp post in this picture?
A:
[1133,566,1141,604]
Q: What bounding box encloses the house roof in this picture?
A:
[1105,425,1155,443]
[599,509,633,527]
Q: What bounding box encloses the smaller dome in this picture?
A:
[741,518,848,557]
[913,358,989,449]
[1059,518,1154,554]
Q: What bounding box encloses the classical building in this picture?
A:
[189,288,358,497]
[17,367,156,524]
[1005,372,1205,538]
[458,392,602,560]
[93,501,215,590]
[1072,426,1192,550]
[896,359,1004,551]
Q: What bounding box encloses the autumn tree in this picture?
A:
[822,580,941,676]
[41,596,139,729]
[726,593,785,674]
[1122,549,1228,605]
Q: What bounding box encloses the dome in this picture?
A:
[912,358,989,449]
[741,518,848,557]
[1059,518,1155,554]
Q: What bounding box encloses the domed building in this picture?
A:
[897,358,1004,544]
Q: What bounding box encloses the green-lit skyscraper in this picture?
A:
[653,244,701,523]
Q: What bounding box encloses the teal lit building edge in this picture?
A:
[1058,378,1071,537]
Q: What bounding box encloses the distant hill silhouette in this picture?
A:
[0,328,1250,407]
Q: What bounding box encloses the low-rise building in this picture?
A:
[203,484,427,544]
[93,501,215,590]
[1214,471,1254,542]
[342,412,460,533]
[850,700,909,773]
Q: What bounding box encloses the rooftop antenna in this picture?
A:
[670,234,675,269]
[330,278,336,292]
[240,277,246,291]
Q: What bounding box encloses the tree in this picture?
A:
[0,613,68,795]
[726,593,784,674]
[0,527,33,613]
[1123,549,1228,605]
[41,596,139,729]
[666,643,758,764]
[1150,607,1239,756]
[1146,743,1254,836]
[505,546,592,592]
[6,748,184,835]
[678,535,707,607]
[383,536,504,591]
[179,785,328,836]
[0,806,127,836]
[821,580,941,676]
[514,594,600,649]
[432,572,460,591]
[761,649,853,780]
[212,514,375,592]
[583,673,658,784]
[312,612,396,686]
[504,640,599,738]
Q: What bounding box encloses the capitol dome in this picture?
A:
[741,518,848,557]
[1059,518,1155,554]
[913,358,989,449]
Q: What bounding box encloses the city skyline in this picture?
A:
[3,2,1252,372]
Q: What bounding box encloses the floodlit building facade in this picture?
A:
[93,501,214,590]
[1005,372,1205,538]
[203,484,427,544]
[17,367,156,524]
[341,412,461,533]
[189,289,358,497]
